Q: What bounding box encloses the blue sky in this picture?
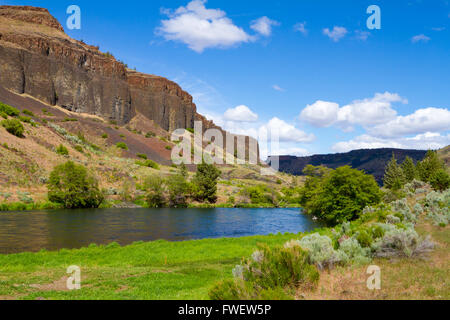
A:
[3,0,450,157]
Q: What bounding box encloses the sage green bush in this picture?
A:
[372,228,435,259]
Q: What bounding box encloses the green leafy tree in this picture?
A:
[383,154,405,190]
[401,156,416,183]
[300,166,382,224]
[417,150,445,183]
[48,161,104,209]
[145,175,166,208]
[298,165,331,207]
[192,162,221,203]
[166,173,190,208]
[430,169,450,191]
[179,162,189,179]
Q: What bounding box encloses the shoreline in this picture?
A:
[0,231,307,256]
[0,201,303,213]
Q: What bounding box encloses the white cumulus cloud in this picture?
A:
[323,26,348,42]
[332,132,450,153]
[300,92,407,131]
[300,101,340,127]
[157,0,252,52]
[369,107,450,138]
[250,16,280,37]
[260,118,315,143]
[223,105,258,122]
[411,34,431,43]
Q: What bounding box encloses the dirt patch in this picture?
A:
[29,276,69,292]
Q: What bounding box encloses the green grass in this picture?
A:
[0,201,63,212]
[0,234,296,300]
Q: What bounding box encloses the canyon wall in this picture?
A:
[0,5,256,157]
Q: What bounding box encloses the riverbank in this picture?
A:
[0,200,302,212]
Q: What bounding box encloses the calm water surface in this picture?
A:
[0,208,324,254]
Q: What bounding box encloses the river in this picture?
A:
[0,207,324,254]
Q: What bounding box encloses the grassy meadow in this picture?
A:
[0,234,296,300]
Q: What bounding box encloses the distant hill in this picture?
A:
[269,148,428,185]
[438,145,450,167]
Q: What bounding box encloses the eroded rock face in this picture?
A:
[0,6,132,124]
[127,71,197,132]
[0,5,259,158]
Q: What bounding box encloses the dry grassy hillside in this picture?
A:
[438,146,450,167]
[0,87,291,206]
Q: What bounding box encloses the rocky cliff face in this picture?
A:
[0,6,133,125]
[0,5,257,156]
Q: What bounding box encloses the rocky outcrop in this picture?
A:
[0,6,132,124]
[0,5,259,159]
[127,71,196,132]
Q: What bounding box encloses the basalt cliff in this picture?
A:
[0,5,255,152]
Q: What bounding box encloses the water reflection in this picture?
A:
[0,208,324,254]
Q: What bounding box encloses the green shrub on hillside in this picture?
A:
[0,102,20,117]
[63,118,78,122]
[116,142,128,150]
[22,109,34,117]
[430,169,450,192]
[56,144,69,156]
[135,159,159,170]
[48,161,104,209]
[74,145,84,153]
[417,150,445,183]
[19,116,31,123]
[1,118,24,137]
[241,185,276,205]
